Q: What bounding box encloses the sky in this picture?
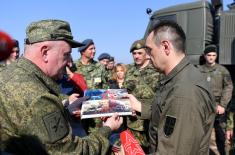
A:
[0,0,231,64]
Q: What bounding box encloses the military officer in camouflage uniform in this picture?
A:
[75,39,107,89]
[0,19,123,155]
[97,53,113,84]
[198,44,233,155]
[123,39,162,152]
[127,20,215,154]
[74,39,109,134]
[106,56,115,82]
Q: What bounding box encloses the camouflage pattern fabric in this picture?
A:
[75,58,107,89]
[101,68,112,89]
[0,62,6,71]
[124,62,162,148]
[226,112,235,155]
[0,58,111,155]
[75,58,107,134]
[25,19,83,48]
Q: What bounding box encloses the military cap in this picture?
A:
[78,39,94,53]
[25,19,83,48]
[130,39,145,53]
[204,44,217,54]
[98,53,110,61]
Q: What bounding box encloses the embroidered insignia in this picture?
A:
[43,110,69,143]
[164,115,176,137]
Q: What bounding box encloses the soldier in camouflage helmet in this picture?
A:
[198,44,233,155]
[0,19,123,155]
[123,38,162,152]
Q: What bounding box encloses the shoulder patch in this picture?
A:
[164,115,176,137]
[43,110,69,143]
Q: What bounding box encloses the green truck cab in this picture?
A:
[145,0,235,109]
[145,0,235,108]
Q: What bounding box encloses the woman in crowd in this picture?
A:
[109,63,127,89]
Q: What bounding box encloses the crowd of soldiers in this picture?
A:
[0,19,234,155]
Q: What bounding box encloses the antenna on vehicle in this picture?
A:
[146,8,152,17]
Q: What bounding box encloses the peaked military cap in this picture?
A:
[204,44,217,54]
[25,19,84,48]
[130,39,145,53]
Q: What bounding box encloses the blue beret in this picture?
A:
[98,53,110,61]
[78,39,94,53]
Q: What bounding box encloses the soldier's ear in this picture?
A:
[41,45,49,63]
[161,40,170,55]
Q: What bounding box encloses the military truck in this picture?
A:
[145,0,235,107]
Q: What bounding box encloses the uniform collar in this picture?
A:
[160,57,190,86]
[77,58,96,66]
[201,63,218,72]
[18,57,61,96]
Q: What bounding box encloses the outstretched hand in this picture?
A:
[125,94,142,112]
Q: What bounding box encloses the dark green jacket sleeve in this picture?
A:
[220,69,233,108]
[140,101,152,119]
[156,96,214,155]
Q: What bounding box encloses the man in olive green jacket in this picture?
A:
[198,44,233,155]
[0,19,123,155]
[127,20,215,155]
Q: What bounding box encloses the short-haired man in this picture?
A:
[75,39,109,134]
[127,20,215,154]
[107,56,115,70]
[98,52,110,67]
[198,44,233,155]
[0,19,123,155]
[124,39,162,153]
[106,56,115,82]
[75,39,107,90]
